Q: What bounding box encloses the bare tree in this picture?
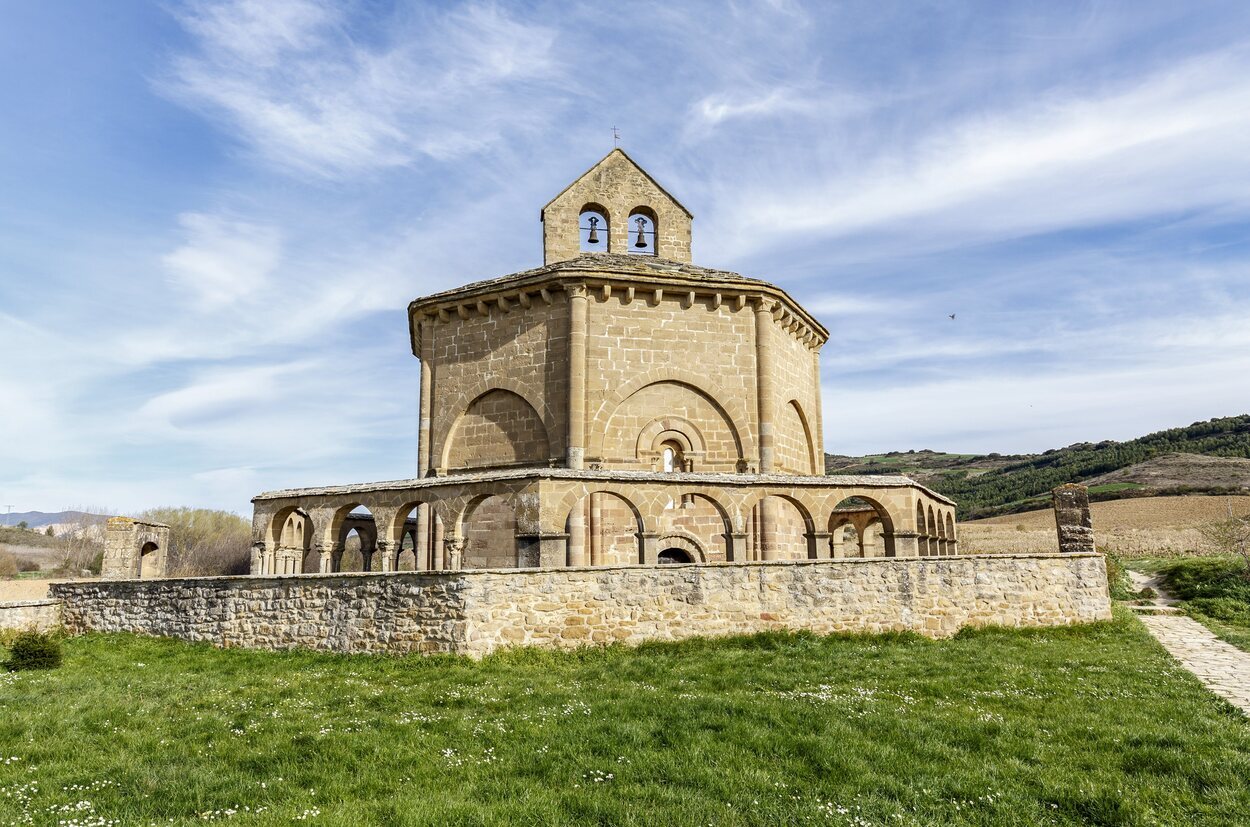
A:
[1198,499,1250,579]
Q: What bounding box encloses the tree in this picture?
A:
[44,526,54,537]
[16,520,27,530]
[1197,500,1250,579]
[136,507,251,576]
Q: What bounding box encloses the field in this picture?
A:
[958,495,1250,558]
[2,616,1249,827]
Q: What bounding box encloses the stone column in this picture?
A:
[432,516,445,569]
[567,284,589,470]
[444,537,465,570]
[376,542,394,573]
[1053,483,1096,554]
[589,492,603,566]
[416,504,430,570]
[812,531,831,559]
[728,532,748,562]
[418,316,433,477]
[754,298,777,473]
[249,542,263,576]
[318,547,333,573]
[892,533,920,558]
[640,532,660,565]
[760,496,780,561]
[567,498,587,566]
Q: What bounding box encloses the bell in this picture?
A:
[586,216,600,245]
[634,216,648,248]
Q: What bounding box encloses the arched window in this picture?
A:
[627,207,657,255]
[579,205,608,252]
[661,439,684,472]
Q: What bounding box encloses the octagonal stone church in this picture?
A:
[249,150,957,577]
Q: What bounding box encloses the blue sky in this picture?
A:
[1,0,1248,515]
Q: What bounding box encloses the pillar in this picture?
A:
[760,496,780,561]
[567,284,588,469]
[445,536,464,570]
[589,492,603,565]
[567,498,587,566]
[754,298,777,473]
[317,545,334,573]
[416,504,430,570]
[640,532,660,565]
[812,531,831,559]
[377,541,394,572]
[432,515,445,569]
[417,317,433,476]
[892,533,920,557]
[1053,483,1096,554]
[728,532,748,563]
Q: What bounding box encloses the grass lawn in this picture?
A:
[2,613,1248,826]
[1148,556,1250,654]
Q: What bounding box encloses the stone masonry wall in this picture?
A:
[52,554,1111,657]
[0,600,63,632]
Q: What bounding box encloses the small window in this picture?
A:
[661,440,684,472]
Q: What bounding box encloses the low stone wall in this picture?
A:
[0,600,63,632]
[51,554,1112,657]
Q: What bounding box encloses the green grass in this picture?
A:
[1,617,1248,826]
[1153,556,1250,653]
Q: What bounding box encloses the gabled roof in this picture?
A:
[540,148,693,219]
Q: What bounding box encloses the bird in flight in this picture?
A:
[948,313,956,320]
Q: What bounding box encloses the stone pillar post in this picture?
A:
[760,496,780,561]
[1053,483,1095,554]
[640,532,660,565]
[432,516,445,569]
[812,531,831,559]
[728,532,748,563]
[250,542,263,575]
[753,298,777,473]
[318,547,333,573]
[892,533,920,557]
[567,284,589,470]
[519,534,568,568]
[417,317,433,477]
[416,504,430,570]
[589,492,603,566]
[445,537,464,570]
[567,499,587,566]
[750,503,761,560]
[377,542,394,573]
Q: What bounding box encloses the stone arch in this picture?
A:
[830,495,897,558]
[749,494,815,560]
[434,377,559,469]
[636,416,707,471]
[627,205,657,255]
[594,375,747,471]
[945,511,957,554]
[387,499,436,570]
[830,519,860,558]
[137,541,161,579]
[915,501,929,556]
[442,388,552,471]
[579,202,609,252]
[657,492,732,561]
[777,399,817,475]
[588,368,751,464]
[656,532,704,563]
[267,506,314,574]
[460,493,519,569]
[563,490,644,566]
[927,505,938,556]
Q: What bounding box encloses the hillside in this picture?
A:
[826,414,1250,519]
[1,510,107,529]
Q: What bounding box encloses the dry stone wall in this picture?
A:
[0,599,62,632]
[52,554,1111,657]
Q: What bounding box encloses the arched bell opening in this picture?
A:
[627,206,657,256]
[579,204,609,252]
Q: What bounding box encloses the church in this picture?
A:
[249,150,958,576]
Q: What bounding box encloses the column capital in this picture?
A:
[565,282,589,299]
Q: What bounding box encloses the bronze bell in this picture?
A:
[586,215,600,245]
[634,216,648,248]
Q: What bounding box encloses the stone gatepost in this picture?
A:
[1053,484,1095,554]
[101,517,172,579]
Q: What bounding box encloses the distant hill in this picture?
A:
[826,415,1250,519]
[1,510,108,529]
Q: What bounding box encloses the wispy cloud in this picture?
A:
[161,0,562,178]
[162,212,281,307]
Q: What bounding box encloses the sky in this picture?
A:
[1,0,1248,515]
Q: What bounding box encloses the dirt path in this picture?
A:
[0,579,77,601]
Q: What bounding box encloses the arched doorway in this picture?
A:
[658,548,693,564]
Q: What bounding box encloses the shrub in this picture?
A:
[1136,587,1157,600]
[6,630,63,671]
[1161,558,1250,603]
[1186,597,1250,624]
[0,550,17,577]
[1102,551,1134,601]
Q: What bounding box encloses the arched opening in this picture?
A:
[627,207,657,256]
[579,204,609,252]
[661,439,685,472]
[461,494,519,569]
[564,491,643,566]
[331,504,377,572]
[658,548,692,564]
[392,501,436,570]
[658,493,730,561]
[916,502,929,556]
[749,495,814,560]
[603,380,744,472]
[138,541,160,579]
[269,506,313,575]
[945,512,957,554]
[831,496,897,558]
[777,400,817,475]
